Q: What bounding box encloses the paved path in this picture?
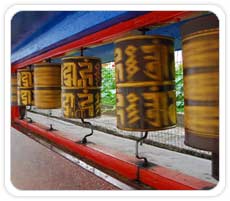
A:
[11,128,119,190]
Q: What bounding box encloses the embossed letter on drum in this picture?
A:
[115,35,177,131]
[61,56,101,119]
[17,68,34,106]
[11,73,18,106]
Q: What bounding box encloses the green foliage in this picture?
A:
[101,67,116,108]
[175,64,184,112]
[101,64,184,113]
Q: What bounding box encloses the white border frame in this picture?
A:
[4,4,226,197]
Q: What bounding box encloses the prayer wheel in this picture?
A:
[61,56,101,119]
[17,68,34,106]
[11,73,18,106]
[181,14,219,180]
[114,35,176,131]
[33,63,61,109]
[181,14,219,153]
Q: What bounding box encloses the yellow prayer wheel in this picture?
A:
[181,14,219,153]
[11,73,18,106]
[17,68,34,106]
[33,63,61,109]
[61,56,101,119]
[114,35,176,131]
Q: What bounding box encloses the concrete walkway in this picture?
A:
[11,128,119,190]
[24,112,217,184]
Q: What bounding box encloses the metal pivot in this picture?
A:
[80,47,84,56]
[81,118,94,144]
[26,117,33,123]
[44,58,51,63]
[48,124,54,131]
[26,105,32,111]
[80,47,88,56]
[46,110,55,131]
[136,131,149,167]
[138,27,150,35]
[24,106,33,123]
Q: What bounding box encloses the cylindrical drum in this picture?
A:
[114,35,176,131]
[61,56,101,119]
[11,73,18,106]
[34,63,61,109]
[17,68,34,106]
[181,14,219,152]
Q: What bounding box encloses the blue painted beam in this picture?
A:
[60,16,209,64]
[11,11,72,52]
[54,21,186,64]
[11,11,149,64]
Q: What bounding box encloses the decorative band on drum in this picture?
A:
[62,86,101,90]
[182,28,219,42]
[184,99,219,106]
[17,87,33,90]
[117,125,176,132]
[34,87,61,90]
[117,85,175,93]
[116,81,175,87]
[115,35,174,43]
[33,63,61,68]
[185,128,218,139]
[184,129,219,153]
[183,66,218,75]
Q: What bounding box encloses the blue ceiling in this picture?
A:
[11,11,207,64]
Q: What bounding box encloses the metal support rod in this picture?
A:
[80,47,84,56]
[44,58,51,63]
[23,106,33,123]
[46,110,55,131]
[138,27,150,35]
[136,131,149,167]
[80,47,88,56]
[81,118,94,144]
[212,152,219,180]
[48,124,54,131]
[140,132,143,145]
[19,106,26,119]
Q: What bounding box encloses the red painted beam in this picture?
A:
[12,11,193,71]
[11,106,19,121]
[12,118,215,190]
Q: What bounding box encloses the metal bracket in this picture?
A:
[47,124,55,131]
[80,47,88,56]
[26,105,32,111]
[136,131,149,167]
[26,117,33,123]
[44,58,51,63]
[138,27,150,35]
[46,110,56,131]
[81,118,94,144]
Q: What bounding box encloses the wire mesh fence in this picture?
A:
[30,108,212,159]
